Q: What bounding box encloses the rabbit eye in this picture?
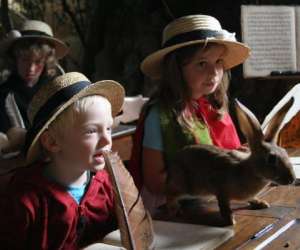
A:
[266,153,277,165]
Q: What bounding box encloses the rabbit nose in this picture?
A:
[289,169,296,183]
[289,174,296,184]
[275,172,295,185]
[284,173,296,185]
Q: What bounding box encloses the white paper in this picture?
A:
[293,165,300,180]
[290,157,300,180]
[102,220,234,250]
[290,157,300,165]
[83,243,125,250]
[296,7,300,70]
[116,95,149,124]
[241,5,297,77]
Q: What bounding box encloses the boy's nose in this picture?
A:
[97,132,111,147]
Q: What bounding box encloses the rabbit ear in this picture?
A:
[235,99,264,149]
[264,97,294,143]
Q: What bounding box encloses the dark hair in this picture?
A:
[9,38,58,78]
[155,42,229,118]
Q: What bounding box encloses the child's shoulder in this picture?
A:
[12,162,44,179]
[9,163,46,194]
[2,164,46,209]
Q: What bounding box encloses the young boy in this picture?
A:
[0,72,125,249]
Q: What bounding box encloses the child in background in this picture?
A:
[0,72,125,249]
[0,19,68,133]
[128,14,250,216]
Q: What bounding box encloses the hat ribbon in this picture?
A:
[24,81,90,154]
[21,30,52,38]
[163,30,223,48]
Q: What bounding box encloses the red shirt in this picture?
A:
[0,163,117,250]
[195,98,241,149]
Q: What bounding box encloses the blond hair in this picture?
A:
[47,95,107,138]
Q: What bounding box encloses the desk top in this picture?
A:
[112,124,136,139]
[158,148,300,249]
[152,184,300,249]
[218,185,300,249]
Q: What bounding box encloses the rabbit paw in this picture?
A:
[248,199,270,209]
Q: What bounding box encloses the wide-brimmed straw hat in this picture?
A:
[0,20,68,59]
[25,72,125,164]
[141,15,250,79]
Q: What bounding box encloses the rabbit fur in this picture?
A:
[165,98,296,225]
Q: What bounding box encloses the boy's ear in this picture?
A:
[40,130,61,153]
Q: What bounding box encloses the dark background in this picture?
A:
[1,0,300,140]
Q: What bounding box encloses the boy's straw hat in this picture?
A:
[141,15,250,79]
[1,20,68,59]
[25,72,125,164]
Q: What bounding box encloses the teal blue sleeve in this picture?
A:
[143,106,163,151]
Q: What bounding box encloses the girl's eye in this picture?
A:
[216,58,224,65]
[196,61,206,68]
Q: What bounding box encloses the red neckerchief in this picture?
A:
[193,97,241,149]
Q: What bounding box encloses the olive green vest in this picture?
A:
[159,106,212,167]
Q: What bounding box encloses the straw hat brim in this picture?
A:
[141,39,250,79]
[26,80,125,164]
[0,35,69,59]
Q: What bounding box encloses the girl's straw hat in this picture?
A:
[25,72,125,164]
[141,15,250,79]
[1,20,69,59]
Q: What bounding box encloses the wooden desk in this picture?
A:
[152,184,300,249]
[152,148,300,249]
[218,148,300,249]
[217,185,300,249]
[112,124,136,161]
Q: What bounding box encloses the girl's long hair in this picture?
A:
[151,42,230,131]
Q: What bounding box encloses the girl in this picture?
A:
[129,14,250,216]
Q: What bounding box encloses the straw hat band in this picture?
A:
[31,81,90,126]
[163,29,222,48]
[164,22,221,41]
[141,14,250,79]
[21,30,51,37]
[24,71,125,164]
[24,80,90,155]
[163,16,222,43]
[0,20,68,59]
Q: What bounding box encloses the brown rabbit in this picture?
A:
[165,98,296,225]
